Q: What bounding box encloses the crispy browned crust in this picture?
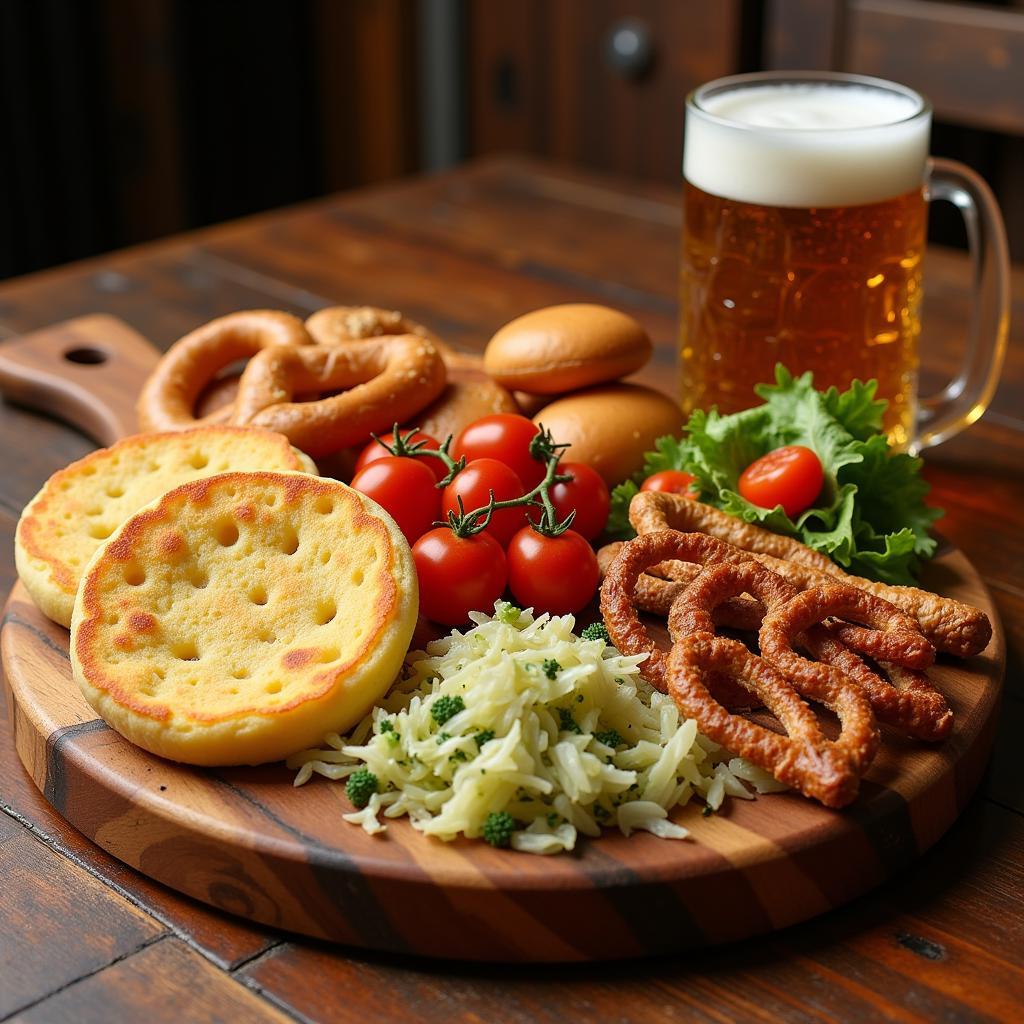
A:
[628,491,992,658]
[667,635,865,809]
[17,427,309,602]
[230,336,447,457]
[599,530,740,692]
[601,538,953,742]
[73,472,400,726]
[665,561,880,779]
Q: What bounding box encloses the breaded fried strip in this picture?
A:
[620,492,993,658]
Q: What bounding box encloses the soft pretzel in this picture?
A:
[138,310,312,432]
[229,335,447,457]
[306,305,446,350]
[306,306,519,441]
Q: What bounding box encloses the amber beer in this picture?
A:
[680,76,933,445]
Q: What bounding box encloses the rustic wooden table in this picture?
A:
[0,158,1021,1022]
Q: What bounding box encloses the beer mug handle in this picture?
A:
[916,157,1011,452]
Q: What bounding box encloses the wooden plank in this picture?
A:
[0,525,1004,960]
[763,0,845,69]
[467,1,741,183]
[240,803,1024,1023]
[0,825,163,1018]
[9,937,292,1024]
[0,655,277,973]
[99,0,185,243]
[312,0,420,189]
[846,0,1024,135]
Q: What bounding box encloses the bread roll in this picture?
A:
[485,304,652,394]
[533,384,683,485]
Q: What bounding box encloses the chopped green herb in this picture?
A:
[593,729,623,749]
[542,659,561,680]
[345,768,378,809]
[431,695,465,726]
[580,621,610,643]
[482,811,516,848]
[558,708,582,734]
[475,729,495,749]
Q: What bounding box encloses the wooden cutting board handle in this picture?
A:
[0,314,160,446]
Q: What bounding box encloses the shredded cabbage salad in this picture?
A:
[288,603,784,854]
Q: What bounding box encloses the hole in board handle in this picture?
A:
[63,347,108,365]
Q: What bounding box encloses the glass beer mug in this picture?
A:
[679,71,1010,451]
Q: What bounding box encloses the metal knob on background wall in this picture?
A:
[605,18,654,79]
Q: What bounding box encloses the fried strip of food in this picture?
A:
[628,491,992,658]
[603,539,952,741]
[804,629,953,742]
[759,582,955,743]
[667,635,864,808]
[667,561,879,777]
[598,541,762,628]
[599,530,737,691]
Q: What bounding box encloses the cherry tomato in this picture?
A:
[452,414,545,490]
[441,458,527,546]
[506,527,600,615]
[353,430,445,483]
[350,457,440,544]
[641,470,697,496]
[738,445,824,519]
[413,529,508,625]
[548,462,610,541]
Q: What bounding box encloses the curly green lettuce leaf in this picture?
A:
[605,365,942,585]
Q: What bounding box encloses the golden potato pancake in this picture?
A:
[15,427,316,628]
[70,472,417,766]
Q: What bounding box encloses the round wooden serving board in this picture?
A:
[1,548,1005,962]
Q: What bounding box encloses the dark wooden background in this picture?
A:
[0,156,1022,1021]
[5,0,1024,280]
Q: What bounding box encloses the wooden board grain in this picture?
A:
[1,549,1004,962]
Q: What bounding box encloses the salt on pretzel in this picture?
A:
[229,335,447,457]
[138,310,313,433]
[306,305,446,350]
[307,305,519,440]
[629,491,992,658]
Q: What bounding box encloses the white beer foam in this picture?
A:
[685,83,930,207]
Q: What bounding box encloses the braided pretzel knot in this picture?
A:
[138,311,313,433]
[761,583,950,742]
[667,635,862,808]
[228,335,447,457]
